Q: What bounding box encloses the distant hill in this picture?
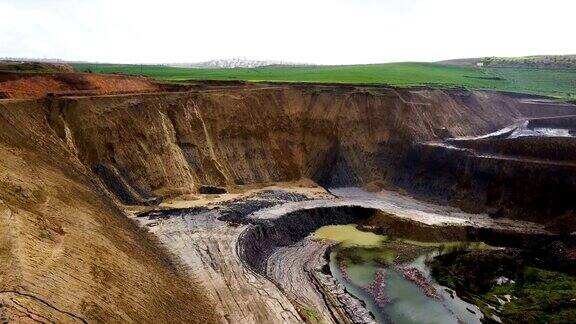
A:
[1,57,313,70]
[169,58,312,69]
[440,55,576,69]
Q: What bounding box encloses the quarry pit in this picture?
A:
[1,73,575,323]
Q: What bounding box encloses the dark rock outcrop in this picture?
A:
[396,142,576,229]
[93,163,162,205]
[199,185,227,194]
[239,206,376,274]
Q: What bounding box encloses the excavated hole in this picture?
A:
[236,206,558,276]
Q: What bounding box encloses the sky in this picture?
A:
[1,0,575,65]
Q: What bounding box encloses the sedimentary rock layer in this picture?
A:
[40,87,527,192]
[3,85,576,225]
[3,84,569,227]
[0,99,217,322]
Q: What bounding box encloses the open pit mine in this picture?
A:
[1,72,575,323]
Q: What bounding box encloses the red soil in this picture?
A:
[0,72,160,99]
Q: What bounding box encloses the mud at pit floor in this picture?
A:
[135,187,556,324]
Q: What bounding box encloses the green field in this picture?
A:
[73,62,576,99]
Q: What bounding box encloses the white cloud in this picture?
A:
[0,0,574,64]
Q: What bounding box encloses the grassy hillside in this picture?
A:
[442,55,576,69]
[73,62,576,99]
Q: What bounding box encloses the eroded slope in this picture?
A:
[40,85,576,227]
[0,100,216,323]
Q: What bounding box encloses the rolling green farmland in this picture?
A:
[73,62,576,99]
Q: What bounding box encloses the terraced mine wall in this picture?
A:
[364,211,558,247]
[397,143,576,228]
[3,85,576,227]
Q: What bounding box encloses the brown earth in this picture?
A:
[3,84,575,224]
[40,87,525,193]
[0,99,216,322]
[0,72,161,99]
[35,85,576,226]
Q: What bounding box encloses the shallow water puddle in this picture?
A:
[314,224,484,324]
[314,224,385,247]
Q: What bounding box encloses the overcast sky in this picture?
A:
[1,0,575,65]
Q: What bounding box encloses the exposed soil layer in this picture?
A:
[0,71,161,98]
[363,210,556,247]
[0,61,75,73]
[233,191,563,323]
[239,202,559,278]
[239,206,375,274]
[135,189,333,323]
[0,89,217,322]
[2,83,574,228]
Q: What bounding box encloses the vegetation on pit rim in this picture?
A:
[442,55,576,69]
[72,62,576,99]
[429,248,576,323]
[487,268,576,323]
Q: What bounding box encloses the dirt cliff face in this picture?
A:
[57,86,576,229]
[41,87,530,193]
[0,100,216,323]
[15,85,576,216]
